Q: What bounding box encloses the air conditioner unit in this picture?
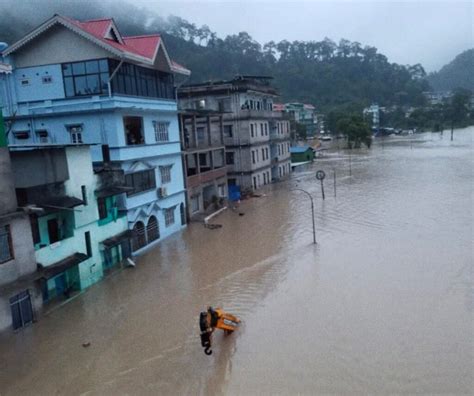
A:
[157,187,168,198]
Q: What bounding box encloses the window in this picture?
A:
[261,148,265,160]
[253,176,257,190]
[124,116,144,145]
[62,59,109,97]
[266,148,269,160]
[265,123,268,135]
[42,76,52,84]
[218,184,226,197]
[250,123,254,138]
[159,165,172,184]
[147,216,160,242]
[226,152,234,165]
[81,186,88,205]
[85,231,92,257]
[20,79,30,86]
[278,145,281,156]
[132,221,146,251]
[224,125,233,137]
[36,130,48,143]
[125,169,156,195]
[153,121,170,142]
[47,219,59,244]
[164,207,175,227]
[0,225,13,263]
[260,123,264,136]
[252,150,256,164]
[98,197,108,219]
[263,173,267,185]
[191,195,200,213]
[30,215,40,245]
[109,59,174,99]
[67,124,83,144]
[13,131,29,140]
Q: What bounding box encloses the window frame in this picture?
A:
[0,225,14,264]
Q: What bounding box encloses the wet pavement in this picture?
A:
[0,128,472,395]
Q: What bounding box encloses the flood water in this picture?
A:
[0,128,472,395]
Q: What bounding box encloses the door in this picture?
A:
[54,273,67,296]
[10,290,33,330]
[47,219,59,243]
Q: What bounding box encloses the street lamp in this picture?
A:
[291,188,316,244]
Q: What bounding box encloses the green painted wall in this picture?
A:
[291,150,315,163]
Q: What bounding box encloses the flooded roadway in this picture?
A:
[0,128,472,395]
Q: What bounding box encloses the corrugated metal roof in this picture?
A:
[290,145,313,153]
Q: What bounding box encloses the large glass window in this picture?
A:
[62,59,109,97]
[125,170,156,196]
[110,59,175,99]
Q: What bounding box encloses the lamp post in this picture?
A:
[291,188,316,244]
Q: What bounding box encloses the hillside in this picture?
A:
[428,49,474,92]
[0,0,430,111]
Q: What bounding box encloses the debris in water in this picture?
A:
[82,342,91,348]
[204,223,222,230]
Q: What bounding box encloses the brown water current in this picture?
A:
[0,128,472,395]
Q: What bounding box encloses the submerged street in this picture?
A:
[0,129,472,395]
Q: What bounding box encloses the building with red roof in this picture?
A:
[0,14,191,275]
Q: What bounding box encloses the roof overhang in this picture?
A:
[1,14,190,76]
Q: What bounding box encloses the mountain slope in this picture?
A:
[428,49,474,92]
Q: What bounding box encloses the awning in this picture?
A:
[37,196,84,214]
[95,186,130,198]
[101,230,132,248]
[38,253,88,279]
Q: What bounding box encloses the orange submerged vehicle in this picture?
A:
[199,307,241,355]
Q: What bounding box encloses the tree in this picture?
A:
[444,89,470,140]
[337,115,372,148]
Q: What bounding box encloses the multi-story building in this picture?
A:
[274,102,318,138]
[178,108,227,220]
[10,144,130,304]
[0,14,190,254]
[0,109,40,331]
[179,76,291,192]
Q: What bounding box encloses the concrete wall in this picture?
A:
[13,64,65,103]
[10,149,69,188]
[0,215,36,286]
[0,148,18,214]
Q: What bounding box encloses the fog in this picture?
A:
[0,0,471,72]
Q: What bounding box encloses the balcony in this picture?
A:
[236,110,282,120]
[187,167,227,189]
[35,234,83,268]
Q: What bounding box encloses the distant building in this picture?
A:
[290,145,315,163]
[0,14,190,254]
[10,144,130,306]
[276,103,318,138]
[179,76,291,192]
[178,108,227,220]
[0,109,40,332]
[423,91,452,106]
[363,104,383,127]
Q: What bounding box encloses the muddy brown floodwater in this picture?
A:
[0,128,472,395]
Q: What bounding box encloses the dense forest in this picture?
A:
[427,49,474,92]
[0,0,465,113]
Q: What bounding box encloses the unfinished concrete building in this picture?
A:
[178,109,227,220]
[178,76,291,193]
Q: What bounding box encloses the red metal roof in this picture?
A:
[65,17,157,61]
[123,35,161,60]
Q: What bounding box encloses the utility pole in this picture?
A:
[291,188,316,244]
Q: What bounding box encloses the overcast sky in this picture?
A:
[130,0,473,72]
